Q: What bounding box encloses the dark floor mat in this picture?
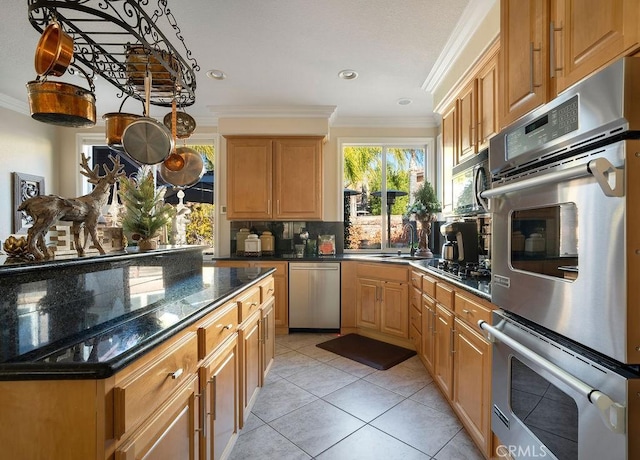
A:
[316,333,416,370]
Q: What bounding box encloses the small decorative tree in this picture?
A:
[405,181,442,257]
[118,166,175,250]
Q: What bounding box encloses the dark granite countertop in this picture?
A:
[211,253,491,300]
[0,246,274,380]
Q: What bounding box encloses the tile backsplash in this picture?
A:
[229,221,344,256]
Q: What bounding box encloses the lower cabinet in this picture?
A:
[238,309,262,427]
[453,318,492,457]
[199,335,239,460]
[261,296,276,380]
[433,304,454,400]
[421,294,436,375]
[115,375,200,460]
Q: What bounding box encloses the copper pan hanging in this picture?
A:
[34,20,74,77]
[159,146,205,188]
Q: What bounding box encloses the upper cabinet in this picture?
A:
[499,0,550,128]
[500,0,640,127]
[225,136,323,221]
[553,0,640,92]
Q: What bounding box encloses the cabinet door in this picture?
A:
[238,311,261,427]
[500,0,550,127]
[380,281,409,338]
[261,297,276,380]
[554,0,640,92]
[226,138,273,220]
[458,80,476,162]
[116,377,199,460]
[453,319,492,458]
[434,304,454,400]
[356,278,380,330]
[421,295,436,375]
[200,336,239,460]
[273,137,323,220]
[476,50,499,149]
[441,103,456,215]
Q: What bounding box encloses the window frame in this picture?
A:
[338,137,436,254]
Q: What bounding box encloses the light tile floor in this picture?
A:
[228,333,484,460]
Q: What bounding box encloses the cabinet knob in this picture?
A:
[170,368,184,380]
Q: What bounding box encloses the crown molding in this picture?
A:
[422,0,497,93]
[331,116,438,129]
[207,105,337,120]
[0,93,30,116]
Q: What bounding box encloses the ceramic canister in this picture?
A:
[236,228,250,255]
[260,231,275,255]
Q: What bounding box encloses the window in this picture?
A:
[342,139,435,252]
[78,135,216,251]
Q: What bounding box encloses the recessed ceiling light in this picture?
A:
[206,69,226,80]
[338,69,358,80]
[397,98,413,106]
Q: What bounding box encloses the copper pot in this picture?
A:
[103,112,141,150]
[126,45,178,91]
[34,22,74,77]
[26,80,96,128]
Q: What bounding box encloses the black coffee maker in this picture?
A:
[440,222,478,264]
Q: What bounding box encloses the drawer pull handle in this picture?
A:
[170,368,184,380]
[268,288,274,294]
[462,309,471,315]
[222,323,233,330]
[250,302,257,308]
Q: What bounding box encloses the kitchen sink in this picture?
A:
[363,253,425,261]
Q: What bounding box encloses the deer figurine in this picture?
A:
[18,153,126,260]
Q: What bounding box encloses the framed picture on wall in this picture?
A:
[13,172,45,234]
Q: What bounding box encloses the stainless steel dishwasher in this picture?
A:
[288,262,340,331]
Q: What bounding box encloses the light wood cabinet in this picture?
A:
[238,309,261,427]
[355,263,410,344]
[476,49,499,151]
[453,318,492,458]
[458,80,476,163]
[115,375,199,460]
[441,103,456,215]
[500,0,640,127]
[261,296,276,380]
[421,293,436,375]
[212,260,289,335]
[499,0,550,128]
[553,0,640,94]
[225,136,323,221]
[434,303,454,400]
[199,335,239,460]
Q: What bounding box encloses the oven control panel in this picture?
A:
[506,95,579,160]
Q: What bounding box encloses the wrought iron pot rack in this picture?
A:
[27,0,199,108]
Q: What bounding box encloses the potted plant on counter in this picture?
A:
[118,166,174,250]
[405,180,441,257]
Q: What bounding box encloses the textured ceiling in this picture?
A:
[0,0,495,126]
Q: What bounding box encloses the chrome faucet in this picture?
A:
[403,223,416,257]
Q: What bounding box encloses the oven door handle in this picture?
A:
[479,157,623,199]
[478,320,626,434]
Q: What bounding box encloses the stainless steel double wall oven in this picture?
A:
[481,58,640,459]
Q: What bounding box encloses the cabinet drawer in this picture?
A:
[410,323,422,352]
[410,285,422,309]
[410,270,423,289]
[455,292,492,327]
[197,301,238,360]
[114,332,198,438]
[410,304,422,333]
[238,287,261,323]
[435,282,454,309]
[259,276,275,303]
[423,274,437,298]
[357,263,408,282]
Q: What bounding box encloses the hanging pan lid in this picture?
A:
[121,71,173,164]
[159,147,205,188]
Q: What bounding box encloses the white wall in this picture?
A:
[0,107,59,238]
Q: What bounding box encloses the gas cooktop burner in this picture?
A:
[436,260,491,281]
